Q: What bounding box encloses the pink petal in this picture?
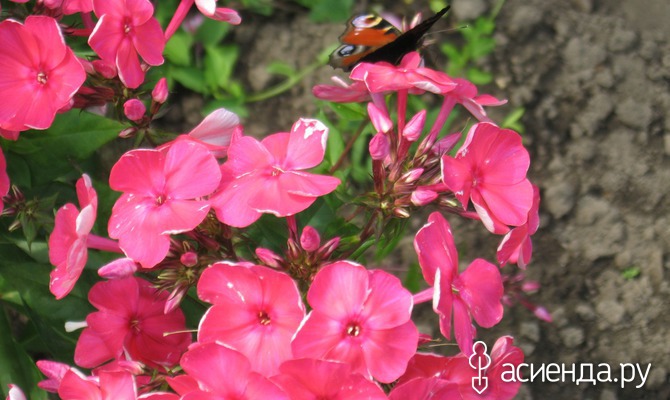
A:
[440,155,472,209]
[74,327,118,368]
[88,14,124,61]
[58,369,101,399]
[248,171,339,216]
[180,342,251,393]
[109,149,165,194]
[360,270,413,329]
[413,212,458,286]
[471,190,511,234]
[434,268,454,340]
[476,179,533,227]
[99,371,136,400]
[227,135,274,175]
[132,16,165,66]
[212,7,241,24]
[291,312,347,359]
[116,225,171,268]
[452,297,476,355]
[187,107,240,154]
[306,261,369,319]
[210,167,262,228]
[363,321,419,383]
[116,37,144,88]
[163,140,221,199]
[457,258,504,328]
[285,119,329,170]
[126,0,154,26]
[7,385,27,400]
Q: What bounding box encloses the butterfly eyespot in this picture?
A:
[337,45,357,57]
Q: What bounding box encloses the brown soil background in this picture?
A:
[170,0,670,398]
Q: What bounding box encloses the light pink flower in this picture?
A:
[292,261,419,383]
[0,147,8,215]
[414,212,504,354]
[164,0,240,40]
[89,0,165,88]
[108,139,221,268]
[441,122,533,234]
[74,276,192,369]
[186,107,242,158]
[312,76,371,103]
[447,78,507,122]
[179,342,288,399]
[272,358,387,400]
[210,118,341,228]
[5,384,26,400]
[349,52,456,94]
[0,16,86,131]
[497,184,540,268]
[48,175,98,299]
[197,262,306,376]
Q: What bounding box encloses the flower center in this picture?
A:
[36,71,47,85]
[155,194,167,205]
[271,166,284,177]
[346,323,361,337]
[258,311,271,325]
[124,18,132,34]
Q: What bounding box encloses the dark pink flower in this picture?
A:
[164,0,241,40]
[74,276,191,369]
[441,122,533,234]
[36,360,70,393]
[108,139,221,268]
[89,0,165,88]
[0,16,86,131]
[414,212,504,354]
[151,77,168,104]
[349,52,456,94]
[197,262,306,376]
[447,78,507,122]
[210,118,341,228]
[272,358,387,400]
[58,369,136,400]
[48,175,98,299]
[179,342,288,399]
[43,0,94,14]
[123,98,145,121]
[388,377,459,400]
[292,261,419,383]
[497,184,540,268]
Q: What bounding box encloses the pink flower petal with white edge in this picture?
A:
[58,369,101,399]
[284,119,329,170]
[414,212,458,286]
[163,139,221,199]
[194,0,216,15]
[360,269,413,329]
[470,189,511,234]
[362,321,419,383]
[36,360,70,392]
[98,257,138,279]
[456,258,504,328]
[88,14,123,61]
[126,0,155,26]
[475,124,529,185]
[187,108,240,156]
[116,224,171,268]
[452,297,476,356]
[226,135,274,175]
[24,16,67,71]
[367,102,393,134]
[440,155,472,209]
[476,179,533,228]
[433,268,454,340]
[306,261,369,320]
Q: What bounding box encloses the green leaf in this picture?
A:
[169,65,206,93]
[2,112,123,186]
[195,18,231,46]
[465,67,493,85]
[164,31,193,66]
[204,44,239,92]
[501,107,526,133]
[266,61,297,78]
[404,262,423,293]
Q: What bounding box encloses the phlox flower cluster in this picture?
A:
[0,3,547,400]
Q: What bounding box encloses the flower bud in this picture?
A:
[92,59,117,79]
[392,207,411,218]
[521,280,541,292]
[256,247,283,269]
[369,132,390,160]
[300,226,321,252]
[411,189,438,206]
[400,168,424,184]
[402,110,426,141]
[180,251,198,267]
[152,77,169,104]
[98,257,138,279]
[317,236,340,259]
[367,102,393,133]
[123,99,146,122]
[118,127,137,138]
[533,306,552,322]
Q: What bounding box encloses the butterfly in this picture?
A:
[329,6,450,71]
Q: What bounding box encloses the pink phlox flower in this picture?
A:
[349,52,456,94]
[185,107,242,158]
[312,75,371,103]
[6,384,26,400]
[179,342,288,399]
[108,139,221,268]
[58,369,137,400]
[74,276,192,369]
[388,377,459,399]
[197,262,306,376]
[448,78,507,122]
[194,0,241,24]
[48,174,98,299]
[0,16,86,131]
[414,212,504,355]
[441,122,533,234]
[272,358,387,400]
[210,118,341,228]
[89,0,165,88]
[497,184,540,268]
[0,147,8,215]
[291,261,419,383]
[43,0,94,14]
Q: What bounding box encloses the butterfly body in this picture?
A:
[329,6,450,71]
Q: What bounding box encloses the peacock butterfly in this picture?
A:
[329,6,450,71]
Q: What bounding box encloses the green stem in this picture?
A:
[245,59,324,103]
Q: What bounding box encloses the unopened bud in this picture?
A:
[367,102,393,133]
[392,207,411,218]
[152,77,169,104]
[411,189,438,206]
[400,168,424,184]
[92,59,117,79]
[118,127,138,138]
[300,226,321,252]
[533,306,552,322]
[287,238,302,260]
[521,281,541,292]
[256,247,283,269]
[180,251,198,267]
[402,110,426,142]
[123,99,146,122]
[98,257,138,279]
[317,236,340,259]
[369,132,390,160]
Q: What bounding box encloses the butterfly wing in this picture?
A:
[329,6,450,71]
[329,14,401,70]
[358,6,450,66]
